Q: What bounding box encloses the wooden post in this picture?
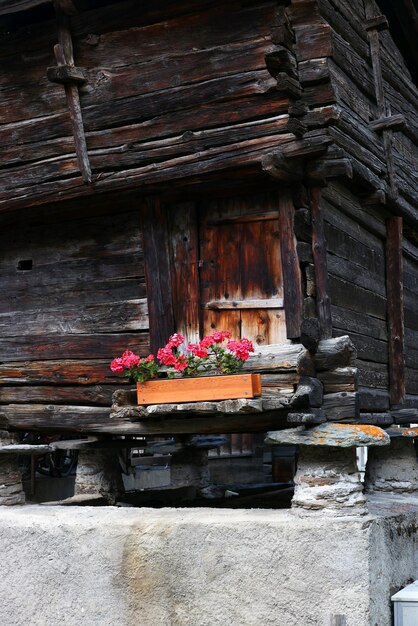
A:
[386,216,405,406]
[51,2,92,183]
[141,197,175,354]
[310,186,332,338]
[365,0,398,198]
[279,189,303,339]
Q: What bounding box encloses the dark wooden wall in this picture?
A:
[0,194,149,415]
[0,0,294,210]
[322,181,389,413]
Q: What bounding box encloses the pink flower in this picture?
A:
[200,335,215,349]
[145,354,155,363]
[110,357,124,373]
[211,330,232,343]
[121,350,141,368]
[187,343,209,359]
[174,356,188,372]
[227,338,254,361]
[157,347,177,366]
[167,333,184,348]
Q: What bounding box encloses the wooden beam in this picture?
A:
[53,7,92,183]
[386,216,405,406]
[279,189,303,339]
[310,187,332,338]
[141,197,175,355]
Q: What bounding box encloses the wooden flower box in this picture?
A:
[137,373,262,405]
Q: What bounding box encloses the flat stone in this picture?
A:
[265,423,390,447]
[386,427,418,438]
[0,444,52,455]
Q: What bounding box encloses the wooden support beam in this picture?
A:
[365,15,389,31]
[279,189,304,339]
[365,0,398,198]
[310,187,332,338]
[140,198,175,354]
[386,216,405,406]
[369,114,406,133]
[52,6,92,183]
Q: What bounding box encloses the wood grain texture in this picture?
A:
[386,216,405,405]
[140,197,175,353]
[137,374,262,405]
[279,189,303,339]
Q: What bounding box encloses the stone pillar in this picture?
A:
[265,423,390,516]
[292,446,367,516]
[170,447,210,491]
[0,456,25,505]
[0,431,25,505]
[365,435,418,494]
[74,449,124,504]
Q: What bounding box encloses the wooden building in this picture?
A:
[0,0,417,459]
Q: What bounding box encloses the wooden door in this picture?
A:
[199,193,288,345]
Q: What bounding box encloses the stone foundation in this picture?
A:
[365,437,418,493]
[74,449,124,503]
[0,497,417,625]
[292,445,367,516]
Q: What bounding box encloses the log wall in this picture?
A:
[0,0,296,209]
[322,181,389,413]
[0,193,150,418]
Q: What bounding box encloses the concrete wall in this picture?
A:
[1,498,418,626]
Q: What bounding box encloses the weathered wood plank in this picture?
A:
[0,360,123,385]
[140,198,175,354]
[168,201,200,344]
[0,333,150,362]
[386,217,405,405]
[279,189,303,339]
[0,299,148,335]
[0,404,289,435]
[0,385,118,406]
[311,186,332,337]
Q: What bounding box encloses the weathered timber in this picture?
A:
[300,318,321,353]
[168,201,200,344]
[296,241,313,264]
[0,360,123,385]
[0,333,150,363]
[287,409,326,425]
[322,392,358,422]
[0,385,118,406]
[53,8,92,183]
[358,388,390,412]
[357,413,394,426]
[314,201,350,327]
[391,408,418,425]
[140,198,175,354]
[0,404,289,436]
[293,208,312,242]
[386,217,405,405]
[262,150,304,182]
[369,114,406,133]
[46,65,88,85]
[317,367,358,393]
[265,423,390,447]
[279,189,304,339]
[314,335,356,371]
[297,350,317,377]
[290,376,323,409]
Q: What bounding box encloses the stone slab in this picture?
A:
[266,423,390,447]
